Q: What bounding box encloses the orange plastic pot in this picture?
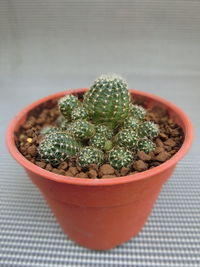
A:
[6,89,193,250]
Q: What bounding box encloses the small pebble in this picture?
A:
[76,172,88,178]
[101,175,116,179]
[133,160,148,172]
[58,162,69,170]
[120,167,130,176]
[88,170,98,178]
[99,164,115,175]
[164,139,176,147]
[137,151,151,161]
[35,161,46,168]
[68,167,79,176]
[27,145,37,156]
[156,152,170,162]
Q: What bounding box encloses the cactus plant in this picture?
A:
[69,120,96,140]
[95,124,113,139]
[89,133,113,151]
[38,132,82,165]
[130,104,146,120]
[77,146,104,167]
[138,121,159,139]
[108,147,133,170]
[83,74,131,128]
[36,74,160,176]
[123,116,140,130]
[115,128,139,149]
[137,139,156,154]
[58,95,80,119]
[71,106,89,121]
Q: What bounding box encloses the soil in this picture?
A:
[15,94,184,179]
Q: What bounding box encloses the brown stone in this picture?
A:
[58,162,69,170]
[27,145,37,156]
[65,170,74,177]
[153,146,164,155]
[133,160,148,172]
[88,170,98,178]
[156,151,170,162]
[101,175,116,179]
[164,139,176,147]
[137,151,151,161]
[68,167,78,176]
[35,161,46,168]
[155,138,164,147]
[120,167,130,176]
[99,164,115,175]
[46,163,53,171]
[159,132,168,140]
[76,172,88,178]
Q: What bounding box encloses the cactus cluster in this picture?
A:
[38,74,159,172]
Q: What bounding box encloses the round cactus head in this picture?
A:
[108,147,133,170]
[83,74,131,128]
[115,128,139,149]
[95,124,113,139]
[130,104,146,120]
[138,121,159,138]
[58,94,80,119]
[123,116,140,130]
[77,146,104,168]
[89,133,113,151]
[40,126,60,136]
[69,120,96,140]
[71,106,89,121]
[137,139,156,154]
[38,132,82,165]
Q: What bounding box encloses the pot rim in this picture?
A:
[6,88,193,187]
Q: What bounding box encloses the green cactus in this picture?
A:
[38,132,82,165]
[69,120,96,140]
[58,95,80,119]
[40,126,60,136]
[123,116,140,130]
[137,139,156,154]
[115,128,139,149]
[83,74,131,128]
[130,104,146,120]
[77,146,104,168]
[95,124,113,139]
[138,121,159,138]
[89,133,113,151]
[71,106,89,121]
[108,147,133,170]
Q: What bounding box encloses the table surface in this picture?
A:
[1,1,200,266]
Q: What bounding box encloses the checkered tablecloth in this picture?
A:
[1,1,200,266]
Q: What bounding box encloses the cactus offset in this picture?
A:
[137,139,156,154]
[138,121,159,138]
[84,74,131,128]
[115,128,139,149]
[77,146,104,167]
[108,147,133,169]
[38,132,82,165]
[95,124,113,139]
[58,95,79,119]
[71,106,89,121]
[130,104,146,120]
[90,133,113,151]
[123,116,140,130]
[69,120,96,140]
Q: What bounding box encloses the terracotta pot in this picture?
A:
[6,89,193,250]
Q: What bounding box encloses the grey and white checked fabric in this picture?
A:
[1,1,200,266]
